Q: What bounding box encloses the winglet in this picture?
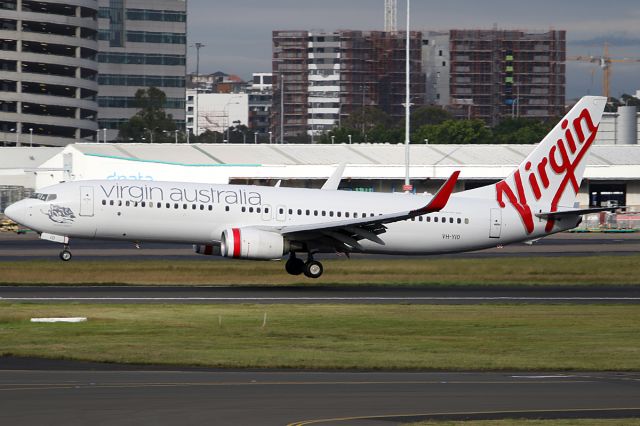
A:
[321,163,346,191]
[410,171,460,216]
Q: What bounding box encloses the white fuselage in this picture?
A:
[7,179,577,256]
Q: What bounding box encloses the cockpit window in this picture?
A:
[30,193,57,201]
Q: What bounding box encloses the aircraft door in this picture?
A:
[79,186,94,217]
[489,208,502,238]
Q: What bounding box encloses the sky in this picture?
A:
[187,0,640,100]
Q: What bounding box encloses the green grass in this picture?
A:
[406,420,640,426]
[2,255,640,286]
[1,303,638,370]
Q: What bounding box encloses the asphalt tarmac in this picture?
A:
[0,359,639,426]
[1,284,639,304]
[0,231,639,261]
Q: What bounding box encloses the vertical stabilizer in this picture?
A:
[467,96,607,234]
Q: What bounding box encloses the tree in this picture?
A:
[117,87,177,143]
[414,119,492,144]
[411,106,453,129]
[492,117,557,144]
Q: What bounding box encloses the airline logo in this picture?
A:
[496,107,599,234]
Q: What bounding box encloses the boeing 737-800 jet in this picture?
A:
[5,96,615,278]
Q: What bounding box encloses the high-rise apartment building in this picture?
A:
[447,29,565,125]
[0,0,99,147]
[97,0,186,141]
[272,30,424,142]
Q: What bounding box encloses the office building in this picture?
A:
[97,0,186,141]
[0,0,99,147]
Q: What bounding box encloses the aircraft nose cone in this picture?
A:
[4,201,24,225]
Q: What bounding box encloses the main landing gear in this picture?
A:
[285,253,323,279]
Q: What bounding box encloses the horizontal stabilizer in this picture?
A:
[535,206,624,220]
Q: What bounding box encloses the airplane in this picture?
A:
[4,96,616,279]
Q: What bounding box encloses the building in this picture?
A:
[186,90,248,137]
[96,0,186,142]
[447,29,566,125]
[595,106,639,145]
[247,73,273,136]
[422,31,450,106]
[0,0,99,147]
[272,30,424,142]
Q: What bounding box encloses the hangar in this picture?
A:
[1,143,639,213]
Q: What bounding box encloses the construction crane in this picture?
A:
[384,0,397,32]
[569,43,640,99]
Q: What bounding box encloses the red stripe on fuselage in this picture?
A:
[232,228,241,258]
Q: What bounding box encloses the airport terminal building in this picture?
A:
[1,143,639,214]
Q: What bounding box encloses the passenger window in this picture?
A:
[434,217,438,222]
[225,206,230,212]
[337,212,342,217]
[427,216,431,222]
[125,201,130,207]
[241,207,246,213]
[297,209,302,215]
[200,205,205,210]
[102,200,106,206]
[450,217,454,224]
[208,205,213,211]
[441,217,445,222]
[306,210,310,215]
[118,200,122,207]
[314,210,318,216]
[411,217,415,221]
[192,204,196,210]
[457,218,461,224]
[265,207,269,213]
[329,211,334,217]
[419,216,423,222]
[134,202,138,207]
[354,213,358,218]
[110,200,115,206]
[322,211,326,217]
[158,202,162,208]
[249,207,254,213]
[141,202,146,207]
[288,209,293,215]
[183,204,187,209]
[257,207,262,213]
[465,218,469,224]
[174,203,179,209]
[345,212,350,218]
[279,208,283,214]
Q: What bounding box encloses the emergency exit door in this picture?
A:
[80,186,94,217]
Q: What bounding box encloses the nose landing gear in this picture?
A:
[285,253,324,279]
[59,245,72,261]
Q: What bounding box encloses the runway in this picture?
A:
[0,359,638,426]
[0,231,639,261]
[1,285,639,304]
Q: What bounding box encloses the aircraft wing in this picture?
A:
[258,171,460,252]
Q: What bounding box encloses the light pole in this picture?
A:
[254,132,258,144]
[10,128,19,147]
[96,129,100,143]
[348,134,352,144]
[29,128,33,147]
[103,128,107,144]
[403,0,412,193]
[143,128,154,144]
[331,135,335,144]
[280,73,284,144]
[268,131,273,144]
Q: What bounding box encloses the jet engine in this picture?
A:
[220,228,287,260]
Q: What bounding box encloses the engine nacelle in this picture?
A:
[220,228,286,260]
[193,244,221,256]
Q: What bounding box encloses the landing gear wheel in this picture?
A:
[59,249,72,261]
[304,260,323,279]
[285,255,305,275]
